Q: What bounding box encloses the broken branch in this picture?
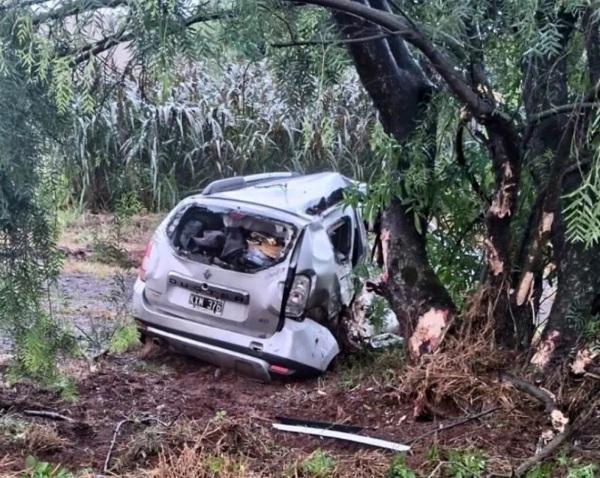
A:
[514,425,574,477]
[514,398,599,477]
[406,406,500,445]
[23,409,76,423]
[500,373,555,413]
[103,418,132,473]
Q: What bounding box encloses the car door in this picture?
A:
[325,209,356,307]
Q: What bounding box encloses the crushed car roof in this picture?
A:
[202,172,355,217]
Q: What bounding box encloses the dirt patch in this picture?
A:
[0,349,557,476]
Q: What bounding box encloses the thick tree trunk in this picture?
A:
[532,218,600,368]
[382,198,455,358]
[334,0,455,359]
[502,11,573,349]
[519,6,600,365]
[478,115,524,347]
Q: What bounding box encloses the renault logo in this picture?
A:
[203,269,212,280]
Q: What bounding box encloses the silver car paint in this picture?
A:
[133,277,340,375]
[132,172,367,378]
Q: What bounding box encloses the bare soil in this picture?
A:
[0,348,550,475]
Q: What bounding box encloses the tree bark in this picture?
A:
[334,0,455,359]
[504,5,575,349]
[520,6,600,365]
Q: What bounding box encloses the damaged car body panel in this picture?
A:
[132,172,368,381]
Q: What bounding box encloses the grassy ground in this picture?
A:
[0,212,598,478]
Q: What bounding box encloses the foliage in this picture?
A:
[386,455,417,478]
[0,46,73,383]
[300,450,336,478]
[525,462,555,478]
[566,464,598,478]
[9,316,76,384]
[362,97,486,305]
[367,295,389,335]
[22,456,73,478]
[446,449,486,478]
[109,321,141,354]
[92,193,141,267]
[557,450,599,478]
[68,61,373,211]
[564,109,600,248]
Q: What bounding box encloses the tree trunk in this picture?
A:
[334,0,455,359]
[382,198,455,358]
[519,5,600,365]
[533,220,600,368]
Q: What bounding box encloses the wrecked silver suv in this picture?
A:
[132,172,368,380]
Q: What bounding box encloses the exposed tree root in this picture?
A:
[499,373,558,413]
[514,397,599,476]
[407,406,500,445]
[514,425,574,477]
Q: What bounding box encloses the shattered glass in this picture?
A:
[168,205,295,272]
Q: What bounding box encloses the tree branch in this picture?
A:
[32,0,127,25]
[73,29,132,65]
[514,425,574,477]
[281,0,493,118]
[527,102,600,124]
[500,372,556,413]
[456,120,490,204]
[72,11,230,64]
[271,30,398,47]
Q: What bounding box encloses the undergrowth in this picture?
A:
[336,346,405,390]
[300,450,336,478]
[0,415,68,456]
[21,456,73,478]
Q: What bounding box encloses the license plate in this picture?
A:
[188,293,224,315]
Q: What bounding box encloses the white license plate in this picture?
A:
[188,293,224,315]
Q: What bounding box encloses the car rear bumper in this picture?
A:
[132,278,339,381]
[140,324,274,381]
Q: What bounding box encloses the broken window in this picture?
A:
[328,217,352,262]
[168,205,296,272]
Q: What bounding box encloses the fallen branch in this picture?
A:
[514,397,599,477]
[23,410,76,423]
[514,425,574,477]
[103,410,180,472]
[500,373,555,413]
[104,418,132,473]
[407,407,500,445]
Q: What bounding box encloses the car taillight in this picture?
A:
[269,364,293,376]
[139,241,153,282]
[285,275,311,319]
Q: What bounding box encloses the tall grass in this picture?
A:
[69,61,375,211]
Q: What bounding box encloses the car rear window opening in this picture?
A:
[168,205,296,272]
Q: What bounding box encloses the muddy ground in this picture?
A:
[0,213,598,477]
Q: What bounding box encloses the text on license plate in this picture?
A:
[188,293,224,315]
